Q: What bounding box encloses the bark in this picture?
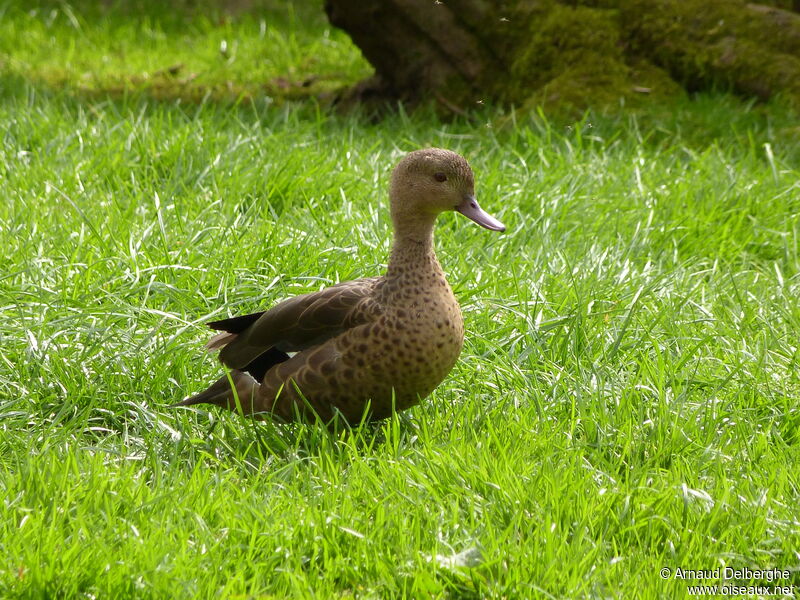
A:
[324,0,508,106]
[324,0,800,111]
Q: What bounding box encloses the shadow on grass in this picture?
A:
[164,401,425,471]
[0,65,349,107]
[0,0,368,104]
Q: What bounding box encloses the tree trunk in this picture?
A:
[324,0,800,111]
[323,0,507,107]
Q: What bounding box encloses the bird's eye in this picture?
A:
[434,172,447,182]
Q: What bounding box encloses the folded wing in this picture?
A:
[211,277,383,373]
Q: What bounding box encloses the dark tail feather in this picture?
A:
[205,311,291,379]
[172,371,260,412]
[208,311,265,333]
[198,311,291,395]
[242,346,291,381]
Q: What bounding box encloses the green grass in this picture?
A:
[2,2,800,598]
[0,0,371,101]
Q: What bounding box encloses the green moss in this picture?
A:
[495,3,681,113]
[526,55,629,112]
[523,55,683,115]
[752,0,799,10]
[622,0,800,108]
[508,4,622,99]
[475,0,800,114]
[710,38,800,101]
[572,0,626,8]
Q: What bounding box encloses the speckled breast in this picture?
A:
[379,297,464,407]
[328,290,464,421]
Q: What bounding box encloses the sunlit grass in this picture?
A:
[1,2,800,598]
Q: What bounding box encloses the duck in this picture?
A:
[176,148,505,424]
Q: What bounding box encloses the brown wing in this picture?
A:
[217,277,383,370]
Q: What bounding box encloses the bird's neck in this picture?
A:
[386,222,441,280]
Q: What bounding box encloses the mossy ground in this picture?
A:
[500,3,678,113]
[500,0,800,114]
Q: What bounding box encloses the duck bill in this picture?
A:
[455,195,505,232]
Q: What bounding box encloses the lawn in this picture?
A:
[1,1,799,598]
